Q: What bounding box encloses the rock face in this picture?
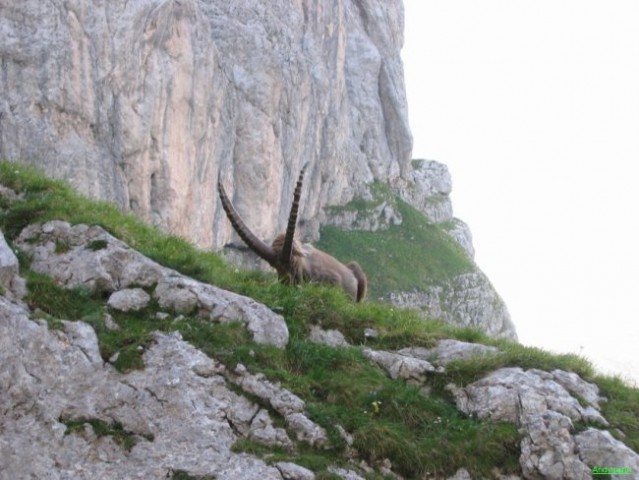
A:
[397,159,454,224]
[0,0,410,247]
[0,229,26,299]
[0,223,328,479]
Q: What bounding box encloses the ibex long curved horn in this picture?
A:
[217,177,279,269]
[218,165,367,302]
[280,164,307,267]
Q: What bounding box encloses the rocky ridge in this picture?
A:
[1,209,637,479]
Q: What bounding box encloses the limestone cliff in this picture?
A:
[0,0,515,339]
[0,0,410,246]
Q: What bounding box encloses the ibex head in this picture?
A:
[218,166,367,302]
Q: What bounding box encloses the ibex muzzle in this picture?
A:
[218,166,367,302]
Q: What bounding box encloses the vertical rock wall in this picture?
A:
[0,0,411,247]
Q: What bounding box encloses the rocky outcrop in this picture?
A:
[311,332,639,478]
[15,220,289,348]
[0,0,410,247]
[363,348,441,383]
[324,159,468,241]
[575,429,639,479]
[320,158,516,340]
[227,364,328,447]
[0,296,314,480]
[449,367,639,479]
[389,160,515,338]
[390,271,517,341]
[0,223,324,479]
[396,159,454,224]
[398,339,500,366]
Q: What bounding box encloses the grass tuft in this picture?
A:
[61,417,153,451]
[595,375,639,451]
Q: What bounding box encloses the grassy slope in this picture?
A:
[318,182,474,300]
[1,161,637,479]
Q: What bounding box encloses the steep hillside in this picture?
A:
[1,162,638,480]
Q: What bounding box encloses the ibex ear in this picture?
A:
[280,164,308,266]
[218,178,278,268]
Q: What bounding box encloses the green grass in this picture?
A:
[2,160,639,477]
[25,271,105,323]
[427,341,595,392]
[595,375,639,451]
[61,417,153,451]
[318,191,473,300]
[167,471,216,480]
[0,161,233,287]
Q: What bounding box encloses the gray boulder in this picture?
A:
[15,221,289,348]
[107,288,152,312]
[0,229,26,299]
[276,462,316,480]
[398,339,500,367]
[575,429,639,479]
[228,364,328,447]
[448,367,636,479]
[363,348,440,383]
[308,325,350,347]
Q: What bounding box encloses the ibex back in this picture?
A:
[218,166,367,302]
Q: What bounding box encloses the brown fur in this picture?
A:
[271,233,367,302]
[347,261,368,302]
[218,166,368,302]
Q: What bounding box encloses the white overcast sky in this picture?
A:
[402,0,639,385]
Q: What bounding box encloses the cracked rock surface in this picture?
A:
[0,295,326,479]
[0,223,330,479]
[15,221,289,348]
[0,295,287,479]
[356,336,639,480]
[449,367,639,479]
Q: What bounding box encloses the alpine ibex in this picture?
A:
[218,165,367,302]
